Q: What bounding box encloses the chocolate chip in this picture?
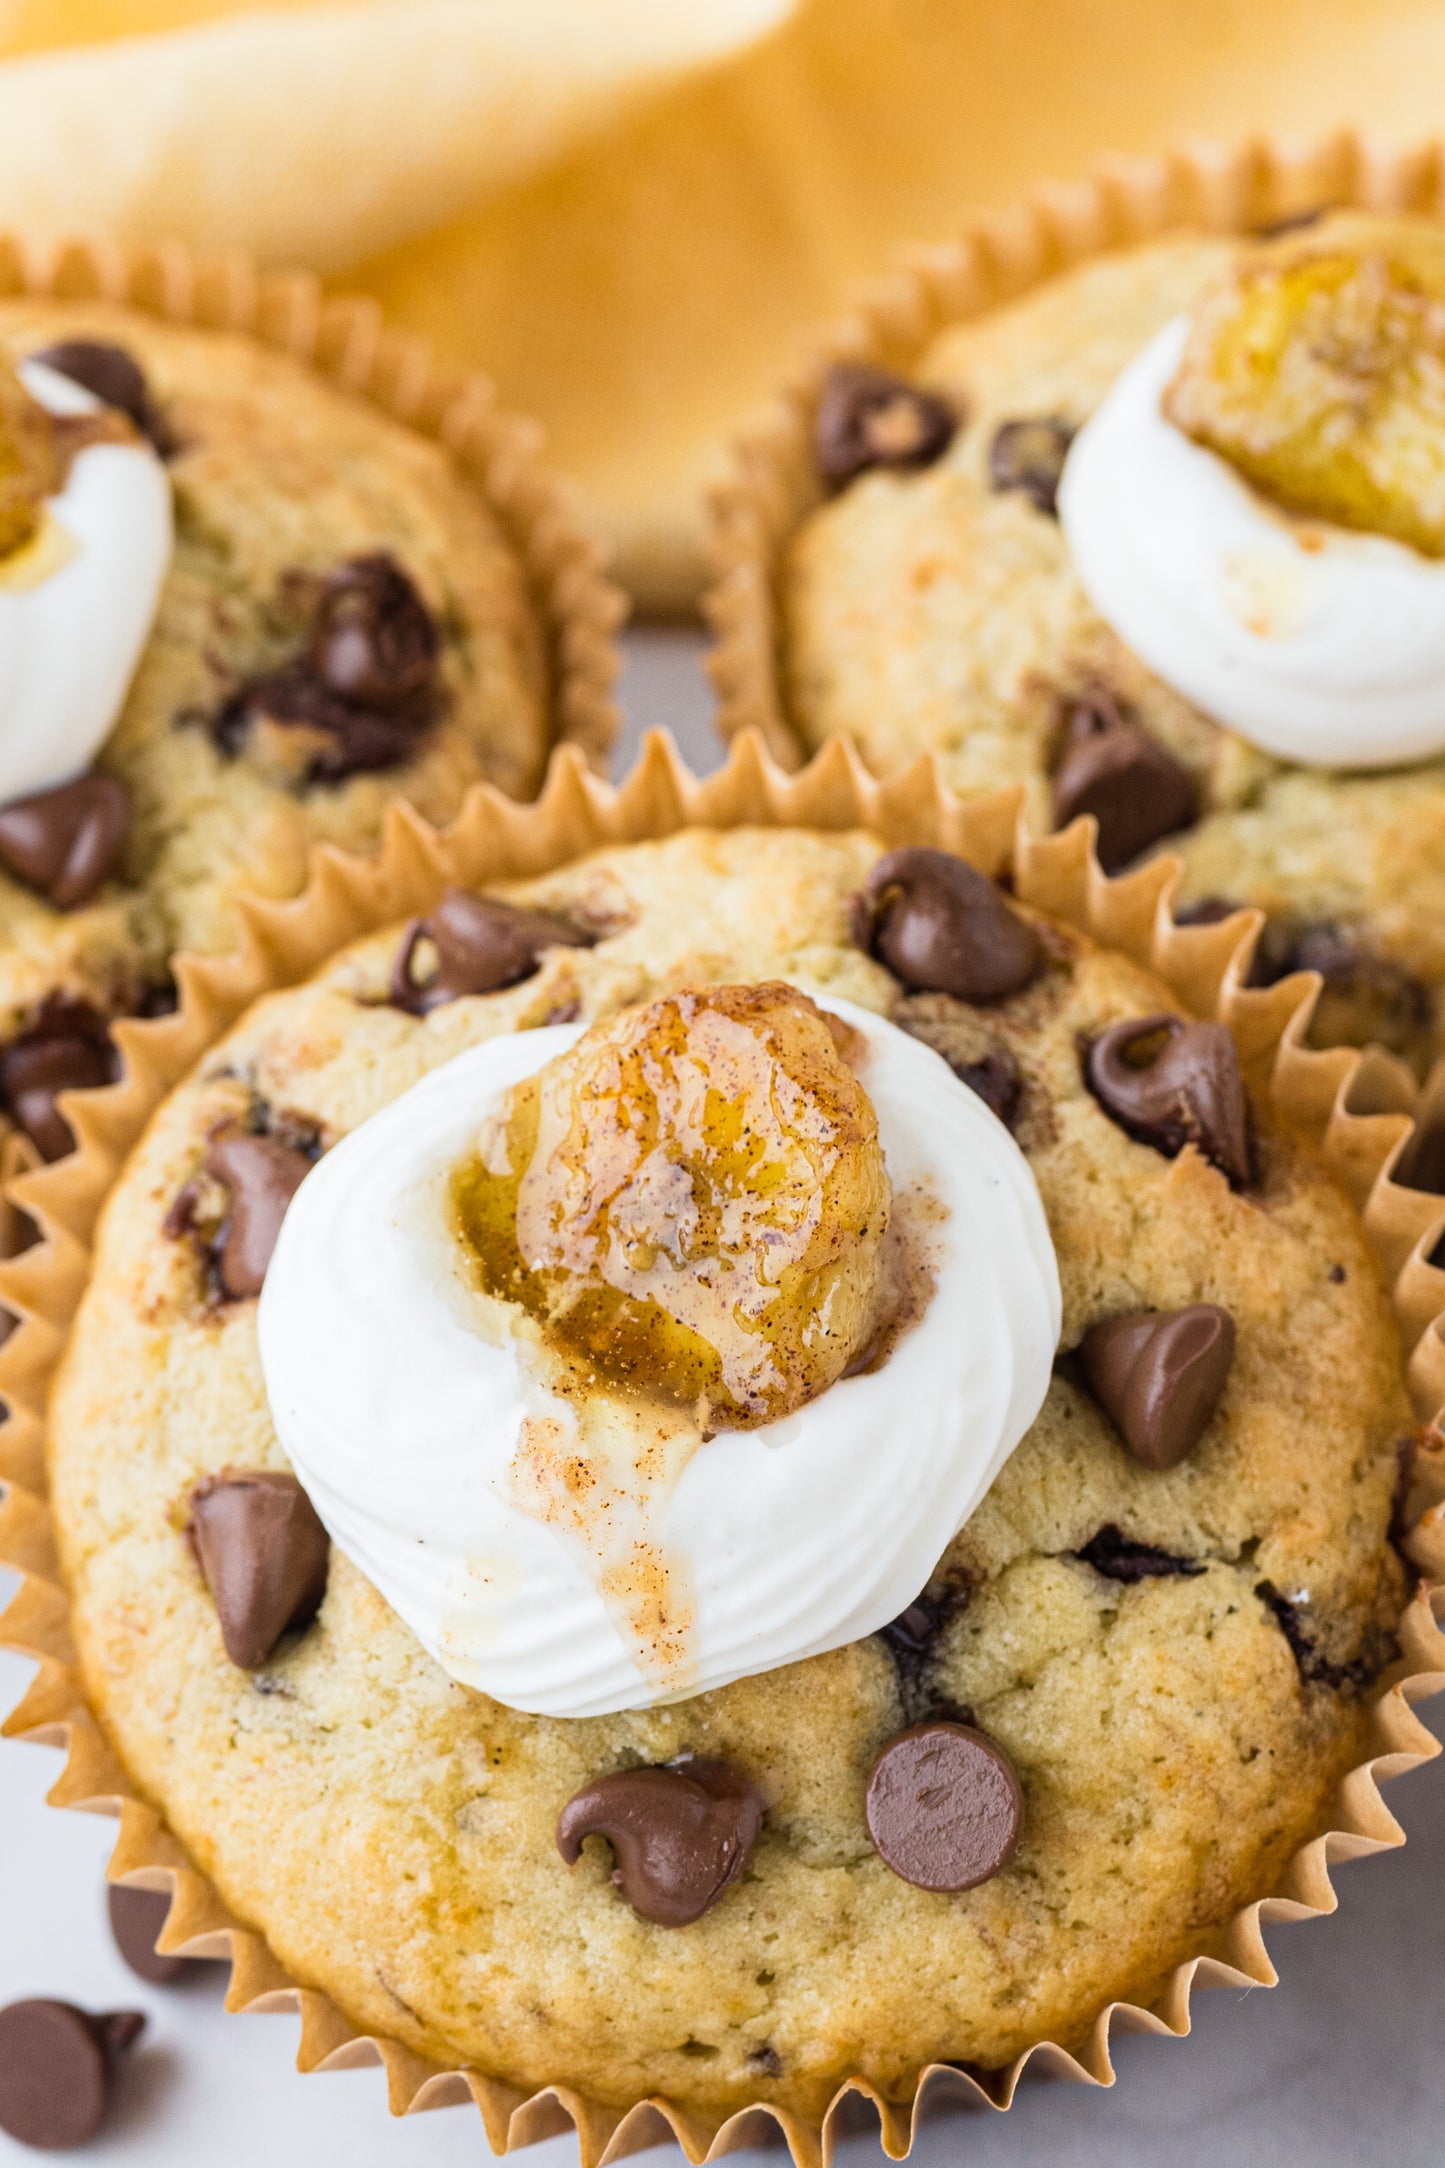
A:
[108,1884,190,1986]
[1085,1013,1251,1188]
[0,997,116,1161]
[988,416,1076,516]
[1079,1304,1236,1470]
[213,554,438,783]
[815,363,956,486]
[1252,918,1432,1054]
[865,1720,1022,1892]
[852,848,1041,1003]
[0,1999,144,2151]
[1051,695,1198,874]
[747,2044,783,2077]
[187,1469,330,1671]
[31,338,172,452]
[201,1130,312,1300]
[391,886,595,1014]
[949,1049,1022,1129]
[0,773,130,909]
[556,1758,765,1927]
[1256,1580,1383,1691]
[1077,1526,1205,1582]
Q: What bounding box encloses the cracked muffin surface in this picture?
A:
[49,826,1409,2121]
[782,224,1445,1075]
[0,298,550,1162]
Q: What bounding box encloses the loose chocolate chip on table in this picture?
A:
[31,338,171,451]
[556,1758,765,1927]
[202,1130,313,1300]
[1051,694,1198,875]
[392,885,596,1013]
[0,773,130,910]
[1077,1525,1205,1583]
[1079,1303,1236,1470]
[108,1883,191,1987]
[0,1999,144,2151]
[865,1720,1022,1892]
[987,416,1076,516]
[0,998,116,1162]
[852,848,1041,1003]
[815,363,956,486]
[188,1469,330,1671]
[1085,1013,1251,1189]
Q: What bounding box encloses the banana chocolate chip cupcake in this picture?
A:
[47,823,1414,2125]
[782,212,1445,1076]
[0,297,560,1170]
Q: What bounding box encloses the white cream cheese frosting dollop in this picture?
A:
[258,995,1061,1719]
[0,359,172,806]
[1057,316,1445,770]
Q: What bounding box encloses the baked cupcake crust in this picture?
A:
[49,826,1409,2121]
[782,228,1445,1072]
[0,298,551,1045]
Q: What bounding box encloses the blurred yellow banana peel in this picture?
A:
[6,0,1445,610]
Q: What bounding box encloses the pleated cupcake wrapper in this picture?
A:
[705,127,1445,765]
[1,732,1443,2168]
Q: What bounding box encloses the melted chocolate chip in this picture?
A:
[556,1758,765,1927]
[1051,695,1198,875]
[213,554,439,783]
[879,1584,968,1702]
[187,1470,330,1671]
[391,886,595,1014]
[0,2000,144,2151]
[988,416,1076,516]
[852,848,1041,1003]
[948,1049,1022,1129]
[203,1130,313,1299]
[108,1884,192,1986]
[865,1720,1022,1892]
[1256,1580,1384,1691]
[31,338,173,452]
[1252,919,1432,1056]
[1085,1013,1251,1189]
[1078,1526,1205,1583]
[815,363,956,486]
[1079,1304,1236,1470]
[0,997,116,1161]
[0,773,130,909]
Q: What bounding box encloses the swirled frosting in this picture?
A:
[257,994,1060,1718]
[1058,317,1445,769]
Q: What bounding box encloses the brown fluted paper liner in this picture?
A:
[2,731,1444,2167]
[706,128,1445,767]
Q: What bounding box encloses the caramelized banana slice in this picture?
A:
[1165,214,1445,557]
[0,360,58,560]
[456,982,891,1426]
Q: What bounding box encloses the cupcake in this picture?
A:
[0,256,617,1178]
[8,744,1441,2154]
[714,172,1445,1079]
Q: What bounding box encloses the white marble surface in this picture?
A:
[2,628,1443,2165]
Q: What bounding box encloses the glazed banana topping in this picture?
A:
[258,983,1060,1718]
[1058,220,1445,770]
[0,356,172,808]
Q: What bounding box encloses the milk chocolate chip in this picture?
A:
[1085,1013,1251,1188]
[1080,1304,1235,1469]
[0,773,130,909]
[852,848,1041,1003]
[815,363,955,485]
[1052,696,1198,874]
[556,1758,765,1927]
[108,1884,190,1987]
[392,885,595,1014]
[0,998,115,1161]
[187,1469,330,1670]
[31,337,171,451]
[988,416,1075,516]
[0,2000,144,2151]
[865,1720,1022,1892]
[204,1130,313,1299]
